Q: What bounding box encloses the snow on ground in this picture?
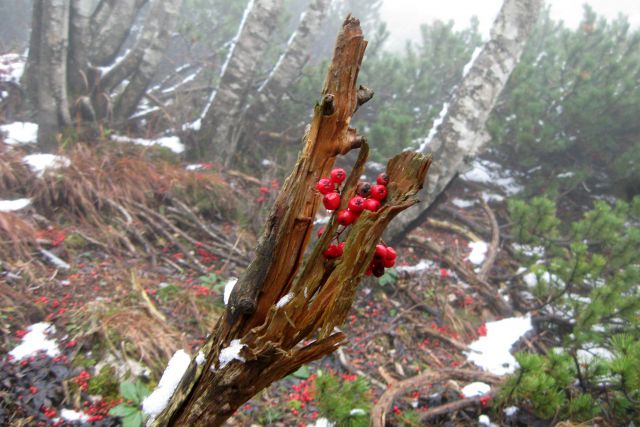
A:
[111,134,185,154]
[223,277,238,305]
[307,418,335,427]
[195,351,206,366]
[478,414,498,427]
[9,323,60,360]
[142,349,191,419]
[451,198,476,208]
[512,243,545,258]
[462,159,523,196]
[504,406,519,417]
[218,339,246,369]
[0,198,31,212]
[577,346,614,362]
[0,122,38,145]
[23,154,70,176]
[0,53,26,82]
[461,381,491,397]
[465,315,533,375]
[522,270,563,288]
[396,259,436,273]
[59,409,89,422]
[466,241,488,265]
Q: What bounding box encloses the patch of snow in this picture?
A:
[261,159,274,167]
[512,243,545,257]
[142,349,191,419]
[0,198,31,212]
[23,154,70,176]
[111,135,184,154]
[451,198,476,208]
[465,315,533,375]
[223,277,238,305]
[522,270,562,288]
[182,118,202,132]
[467,241,488,265]
[276,293,293,308]
[60,409,89,422]
[462,46,482,77]
[483,192,504,202]
[418,102,449,152]
[308,418,335,427]
[314,215,330,225]
[462,159,523,196]
[0,122,38,145]
[577,346,614,362]
[349,408,366,416]
[0,53,26,82]
[9,322,60,360]
[195,351,205,366]
[186,164,204,171]
[557,171,575,179]
[396,259,436,273]
[461,381,491,397]
[478,414,497,427]
[504,406,519,417]
[218,339,246,369]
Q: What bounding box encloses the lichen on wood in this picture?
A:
[151,15,431,427]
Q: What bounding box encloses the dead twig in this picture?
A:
[478,200,500,281]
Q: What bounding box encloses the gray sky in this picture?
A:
[380,0,640,49]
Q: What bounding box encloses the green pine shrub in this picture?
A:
[314,371,371,427]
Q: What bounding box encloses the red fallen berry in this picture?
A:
[383,258,395,268]
[371,184,388,201]
[376,172,389,186]
[323,192,341,211]
[338,242,345,253]
[348,196,366,213]
[316,178,334,194]
[323,244,341,259]
[316,226,326,237]
[374,244,388,260]
[330,168,347,184]
[357,182,372,197]
[337,209,356,226]
[363,198,380,212]
[385,246,397,260]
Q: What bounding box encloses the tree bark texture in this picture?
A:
[36,0,72,151]
[150,17,431,427]
[388,0,543,243]
[68,0,92,95]
[240,0,330,130]
[196,0,283,165]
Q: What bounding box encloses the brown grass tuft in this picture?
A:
[0,212,36,260]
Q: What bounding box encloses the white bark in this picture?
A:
[197,0,283,165]
[388,0,543,242]
[89,0,148,66]
[114,0,183,121]
[68,0,93,94]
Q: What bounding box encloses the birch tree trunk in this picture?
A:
[387,0,543,243]
[113,0,182,122]
[150,17,431,427]
[196,0,283,165]
[36,0,72,151]
[68,0,92,95]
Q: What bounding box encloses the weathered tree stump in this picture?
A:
[151,16,432,427]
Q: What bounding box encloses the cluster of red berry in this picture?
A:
[316,169,397,275]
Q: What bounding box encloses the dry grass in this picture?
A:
[0,212,36,261]
[67,299,185,377]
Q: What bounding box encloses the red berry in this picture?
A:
[323,244,341,259]
[376,173,389,186]
[322,192,341,210]
[348,196,366,213]
[316,226,326,237]
[363,198,380,212]
[338,242,345,253]
[372,263,385,277]
[374,244,388,260]
[337,209,356,226]
[357,182,372,197]
[383,257,395,268]
[330,168,347,184]
[371,184,388,201]
[316,178,334,195]
[385,246,397,260]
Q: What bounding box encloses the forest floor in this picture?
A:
[0,116,541,427]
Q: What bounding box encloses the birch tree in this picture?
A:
[23,0,182,150]
[387,0,543,242]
